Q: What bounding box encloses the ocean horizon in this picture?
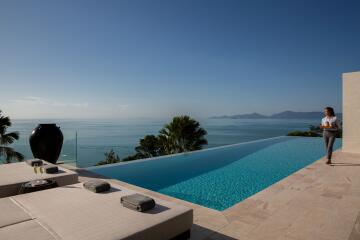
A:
[8,118,322,167]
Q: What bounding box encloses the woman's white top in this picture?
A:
[321,116,341,131]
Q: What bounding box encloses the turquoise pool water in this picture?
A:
[89,136,342,211]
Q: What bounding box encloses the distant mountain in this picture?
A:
[271,111,342,119]
[271,111,323,119]
[210,111,342,119]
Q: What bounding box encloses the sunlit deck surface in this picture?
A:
[74,150,360,240]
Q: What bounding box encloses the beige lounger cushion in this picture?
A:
[0,161,78,198]
[0,198,32,227]
[13,182,193,240]
[0,220,55,240]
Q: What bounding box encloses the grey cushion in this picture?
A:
[42,165,59,174]
[121,193,155,212]
[83,180,111,193]
[26,159,43,166]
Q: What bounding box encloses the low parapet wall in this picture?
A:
[343,71,360,153]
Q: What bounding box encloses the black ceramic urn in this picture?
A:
[29,124,64,164]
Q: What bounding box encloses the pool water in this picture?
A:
[89,136,342,211]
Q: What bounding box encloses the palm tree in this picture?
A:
[120,135,163,162]
[96,149,120,166]
[0,110,24,163]
[135,135,162,158]
[159,115,207,154]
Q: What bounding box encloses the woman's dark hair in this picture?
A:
[324,107,335,117]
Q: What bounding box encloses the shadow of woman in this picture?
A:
[330,163,360,167]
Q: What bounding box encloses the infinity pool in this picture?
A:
[89,136,341,210]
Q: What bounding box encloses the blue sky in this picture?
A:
[0,0,359,119]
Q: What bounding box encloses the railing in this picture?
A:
[1,128,77,166]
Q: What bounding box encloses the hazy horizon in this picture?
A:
[5,110,343,121]
[1,0,359,119]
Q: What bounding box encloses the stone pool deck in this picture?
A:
[73,150,360,240]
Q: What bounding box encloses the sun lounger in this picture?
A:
[0,160,78,198]
[0,198,55,239]
[0,198,33,228]
[1,181,192,240]
[0,219,56,240]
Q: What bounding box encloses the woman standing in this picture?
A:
[320,107,340,165]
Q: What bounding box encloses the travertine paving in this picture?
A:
[75,150,360,240]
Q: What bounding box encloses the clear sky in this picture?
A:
[0,0,359,119]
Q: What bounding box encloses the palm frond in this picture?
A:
[0,146,24,164]
[0,115,11,134]
[0,131,20,145]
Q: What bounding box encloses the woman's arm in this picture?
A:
[335,119,342,129]
[329,119,340,130]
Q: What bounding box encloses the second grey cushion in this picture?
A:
[83,180,111,193]
[42,165,59,174]
[121,193,155,212]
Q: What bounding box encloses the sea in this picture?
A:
[7,118,322,167]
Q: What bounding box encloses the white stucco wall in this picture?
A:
[342,71,360,153]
